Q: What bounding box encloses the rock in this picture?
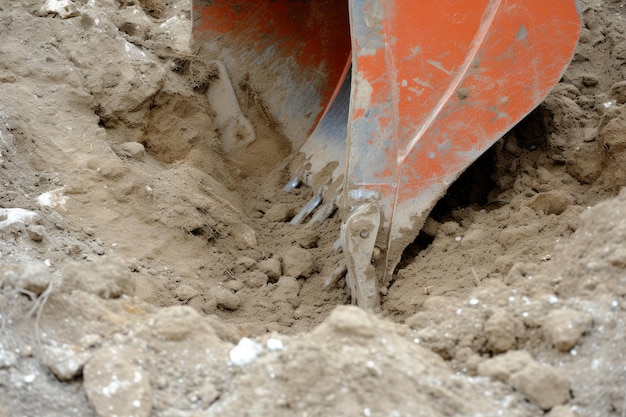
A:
[258,258,282,282]
[241,270,269,288]
[610,80,626,104]
[151,306,204,341]
[564,148,603,184]
[39,0,80,19]
[174,283,199,301]
[484,310,525,353]
[197,382,220,406]
[421,217,440,237]
[599,112,626,155]
[317,305,376,338]
[19,345,33,358]
[477,350,533,382]
[214,286,241,310]
[61,255,134,299]
[510,362,570,411]
[0,70,16,83]
[282,246,315,278]
[223,279,243,292]
[583,127,598,143]
[44,344,91,381]
[580,73,599,87]
[83,347,152,417]
[17,262,53,295]
[80,334,103,349]
[273,276,300,306]
[293,229,319,249]
[440,221,461,235]
[229,337,263,366]
[528,191,575,215]
[0,208,37,229]
[542,309,592,352]
[465,354,484,374]
[119,142,145,161]
[26,225,46,242]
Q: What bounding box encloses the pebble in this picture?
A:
[484,310,525,354]
[214,286,241,310]
[611,80,626,104]
[241,270,269,288]
[321,306,376,338]
[528,191,575,215]
[293,229,319,249]
[83,347,152,417]
[17,262,53,295]
[266,338,284,351]
[26,225,46,242]
[44,344,91,381]
[80,334,103,348]
[61,255,134,298]
[19,345,33,358]
[151,306,203,341]
[119,142,145,161]
[223,279,243,292]
[38,0,80,19]
[509,362,570,411]
[282,246,315,278]
[229,337,262,366]
[198,382,220,406]
[273,276,299,306]
[580,73,599,87]
[258,257,282,282]
[542,309,592,352]
[477,350,533,382]
[174,283,199,301]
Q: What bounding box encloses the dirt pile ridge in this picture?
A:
[1,0,626,416]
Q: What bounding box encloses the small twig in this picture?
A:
[471,268,481,286]
[18,288,38,302]
[28,283,54,355]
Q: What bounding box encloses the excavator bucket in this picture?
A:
[191,1,581,311]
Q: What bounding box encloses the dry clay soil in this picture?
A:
[2,0,626,416]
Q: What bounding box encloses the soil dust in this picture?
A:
[1,0,626,416]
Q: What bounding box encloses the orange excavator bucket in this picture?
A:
[192,1,581,311]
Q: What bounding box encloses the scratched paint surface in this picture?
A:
[192,0,351,145]
[346,0,581,283]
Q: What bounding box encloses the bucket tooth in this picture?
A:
[289,191,323,225]
[205,61,256,154]
[283,176,300,192]
[342,203,382,312]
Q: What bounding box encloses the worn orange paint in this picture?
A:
[192,0,352,134]
[345,0,579,284]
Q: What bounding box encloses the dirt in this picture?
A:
[1,0,626,416]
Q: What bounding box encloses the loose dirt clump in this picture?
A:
[1,0,626,416]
